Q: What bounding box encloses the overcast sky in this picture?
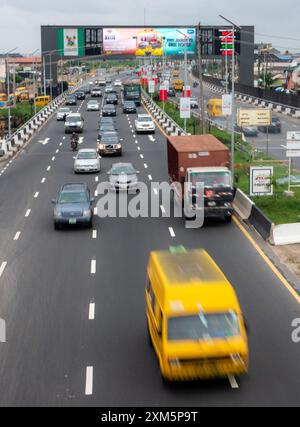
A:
[1,0,300,54]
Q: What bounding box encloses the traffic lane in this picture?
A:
[103,103,300,405]
[0,121,100,406]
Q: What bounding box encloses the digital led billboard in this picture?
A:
[103,27,196,56]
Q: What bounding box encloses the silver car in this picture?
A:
[57,107,72,121]
[107,162,139,192]
[87,100,100,111]
[74,148,101,173]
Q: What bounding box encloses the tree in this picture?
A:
[258,72,273,88]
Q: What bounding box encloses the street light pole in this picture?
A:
[31,49,39,116]
[2,48,17,139]
[219,15,241,180]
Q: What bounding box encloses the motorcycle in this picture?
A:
[70,136,78,151]
[193,81,199,88]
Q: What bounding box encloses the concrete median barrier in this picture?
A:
[271,223,300,246]
[233,189,254,220]
[249,205,274,241]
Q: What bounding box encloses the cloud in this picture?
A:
[0,0,300,52]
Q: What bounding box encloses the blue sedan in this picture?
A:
[52,183,95,229]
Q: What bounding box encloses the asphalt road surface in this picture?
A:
[0,73,300,406]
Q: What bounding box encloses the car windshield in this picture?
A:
[168,312,240,341]
[58,191,88,204]
[112,165,135,175]
[89,101,98,104]
[138,116,152,122]
[104,105,115,110]
[190,171,232,188]
[66,116,81,123]
[59,108,70,113]
[102,136,118,143]
[77,152,97,159]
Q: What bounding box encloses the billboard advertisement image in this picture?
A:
[57,28,85,57]
[103,27,196,56]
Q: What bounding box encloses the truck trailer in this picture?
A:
[167,134,234,222]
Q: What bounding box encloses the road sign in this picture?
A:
[222,94,232,115]
[148,80,155,94]
[287,150,300,158]
[250,166,273,196]
[180,97,191,119]
[287,131,300,151]
[237,109,271,126]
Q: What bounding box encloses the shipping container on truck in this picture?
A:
[122,79,141,106]
[167,134,234,222]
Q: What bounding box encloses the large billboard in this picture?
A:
[103,27,196,56]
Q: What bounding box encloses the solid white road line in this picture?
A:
[148,174,152,181]
[94,207,98,215]
[51,156,55,161]
[88,303,95,320]
[56,149,59,154]
[13,231,21,241]
[92,230,97,239]
[228,375,239,389]
[85,366,93,395]
[0,262,7,278]
[168,227,176,237]
[47,166,51,172]
[91,259,96,274]
[95,176,99,182]
[41,177,46,183]
[25,209,31,217]
[144,163,148,169]
[34,192,39,198]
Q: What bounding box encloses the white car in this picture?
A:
[114,79,122,87]
[56,107,72,121]
[65,113,84,134]
[135,114,155,134]
[74,148,101,173]
[87,100,100,111]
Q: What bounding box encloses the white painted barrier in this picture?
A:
[271,223,300,246]
[232,188,254,220]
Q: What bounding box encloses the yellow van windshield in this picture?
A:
[167,312,240,341]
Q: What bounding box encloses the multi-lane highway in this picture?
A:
[0,72,300,406]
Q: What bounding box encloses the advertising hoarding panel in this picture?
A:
[103,27,196,56]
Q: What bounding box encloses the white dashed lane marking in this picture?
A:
[91,260,96,274]
[148,174,152,181]
[92,230,97,239]
[34,192,39,198]
[47,166,51,172]
[168,227,176,237]
[13,231,21,241]
[51,156,55,161]
[228,375,239,389]
[0,262,7,278]
[88,303,95,320]
[85,366,93,395]
[25,209,31,217]
[144,163,148,169]
[41,177,46,184]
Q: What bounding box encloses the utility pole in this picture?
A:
[43,55,46,95]
[6,56,11,139]
[219,15,241,180]
[196,22,205,134]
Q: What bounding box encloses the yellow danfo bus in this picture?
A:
[146,247,248,382]
[207,98,223,117]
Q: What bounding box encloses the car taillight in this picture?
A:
[205,189,215,198]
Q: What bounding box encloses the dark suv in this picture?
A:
[66,95,77,106]
[258,117,281,133]
[52,183,95,229]
[75,91,86,100]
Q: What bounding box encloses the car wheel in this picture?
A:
[54,222,60,230]
[224,214,232,223]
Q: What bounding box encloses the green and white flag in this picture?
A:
[57,28,85,57]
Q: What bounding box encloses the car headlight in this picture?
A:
[98,144,105,150]
[54,209,62,217]
[77,122,82,126]
[116,144,122,149]
[83,209,91,216]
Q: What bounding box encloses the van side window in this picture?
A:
[147,280,156,313]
